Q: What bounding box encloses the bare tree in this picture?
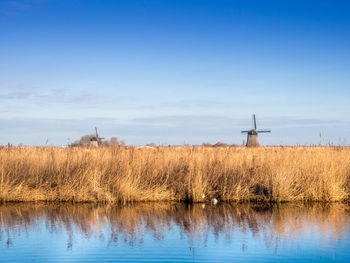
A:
[79,135,95,146]
[69,134,124,147]
[110,137,119,146]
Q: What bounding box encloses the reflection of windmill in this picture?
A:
[241,115,271,147]
[90,127,104,146]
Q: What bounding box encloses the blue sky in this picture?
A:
[0,0,349,145]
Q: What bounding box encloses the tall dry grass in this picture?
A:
[0,146,349,202]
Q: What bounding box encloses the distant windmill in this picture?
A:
[241,115,271,147]
[90,127,104,146]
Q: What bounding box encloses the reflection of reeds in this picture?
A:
[0,146,349,202]
[0,203,349,249]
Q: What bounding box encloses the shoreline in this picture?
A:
[1,199,350,205]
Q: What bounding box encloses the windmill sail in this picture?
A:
[241,114,271,147]
[95,127,104,140]
[89,127,105,146]
[257,129,271,133]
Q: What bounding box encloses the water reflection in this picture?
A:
[1,203,350,261]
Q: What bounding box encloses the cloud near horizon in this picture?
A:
[0,115,348,146]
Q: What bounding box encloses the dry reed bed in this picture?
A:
[0,146,349,202]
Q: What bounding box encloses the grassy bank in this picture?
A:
[0,146,349,203]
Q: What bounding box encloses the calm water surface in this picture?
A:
[0,203,349,262]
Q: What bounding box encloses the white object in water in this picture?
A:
[211,198,218,205]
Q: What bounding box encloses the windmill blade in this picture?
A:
[253,114,257,130]
[241,131,249,134]
[257,129,271,133]
[95,127,99,138]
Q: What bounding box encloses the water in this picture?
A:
[0,203,349,262]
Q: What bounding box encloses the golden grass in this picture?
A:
[0,146,349,202]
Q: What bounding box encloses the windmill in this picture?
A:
[241,115,271,147]
[90,127,105,146]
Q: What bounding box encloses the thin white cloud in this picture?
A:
[0,88,103,105]
[6,1,30,10]
[0,115,349,146]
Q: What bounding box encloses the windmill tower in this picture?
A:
[241,115,271,147]
[90,127,105,147]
